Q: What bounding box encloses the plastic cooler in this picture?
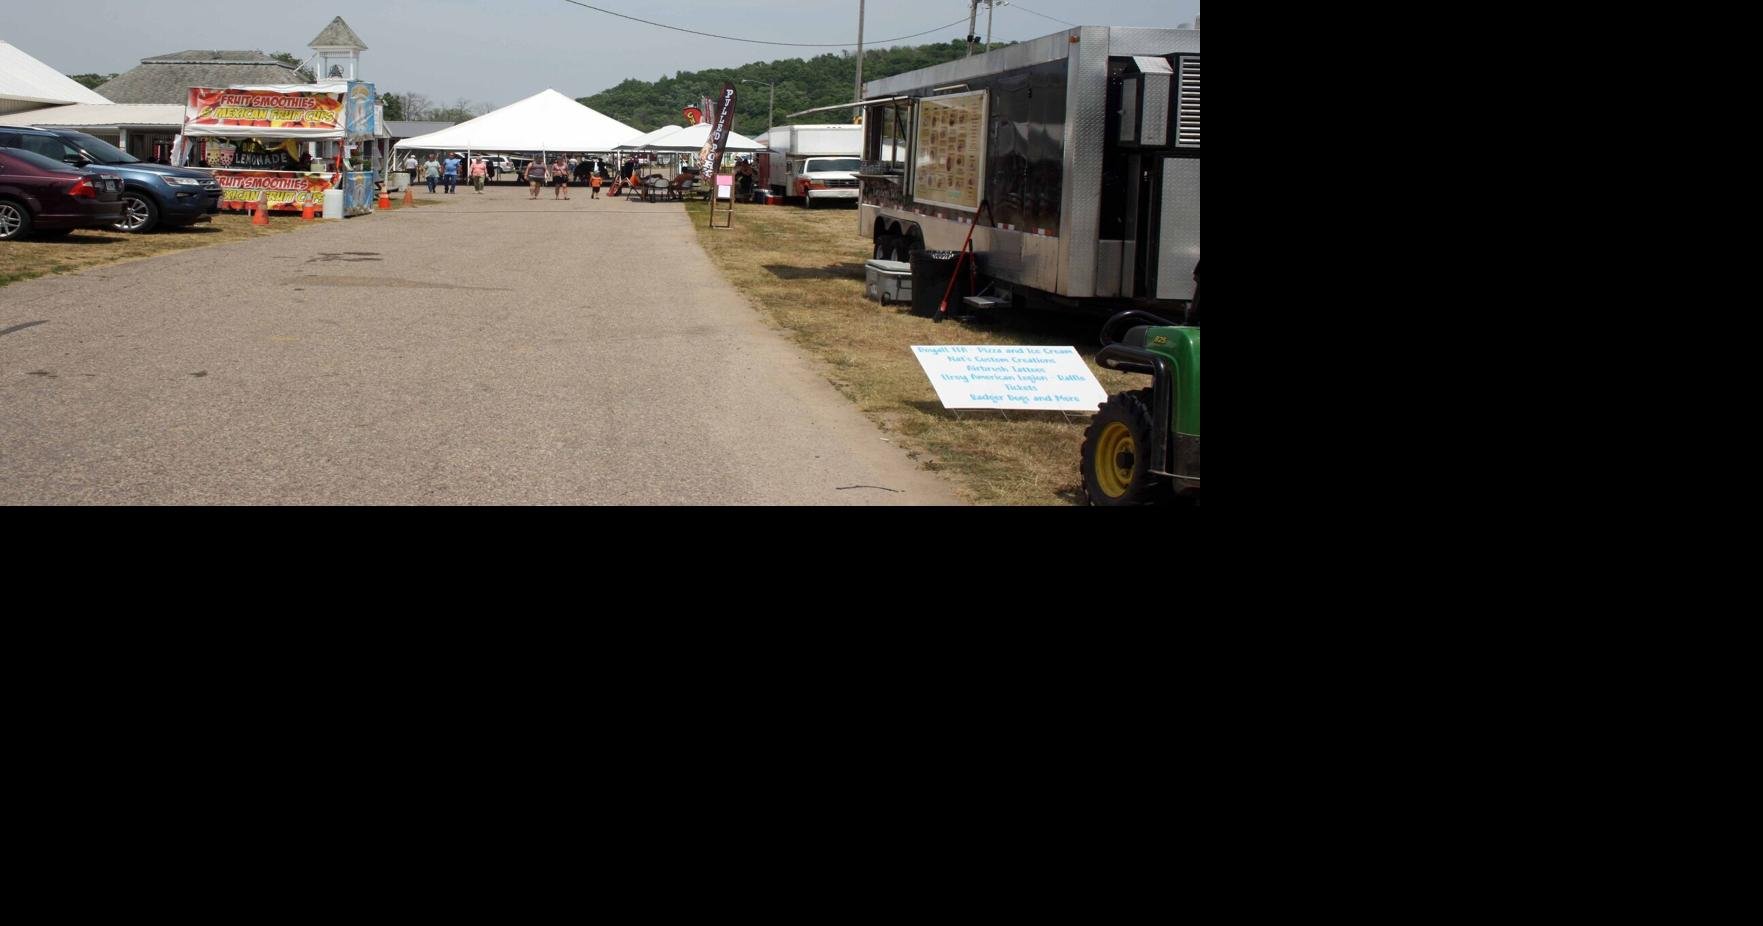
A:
[864,259,912,305]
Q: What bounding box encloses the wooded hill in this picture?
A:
[578,39,1005,137]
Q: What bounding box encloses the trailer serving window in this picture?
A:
[863,100,911,176]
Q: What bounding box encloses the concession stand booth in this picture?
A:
[172,77,388,217]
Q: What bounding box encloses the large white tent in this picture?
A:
[395,88,637,153]
[613,124,682,151]
[644,122,763,153]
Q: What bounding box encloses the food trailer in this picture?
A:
[833,26,1199,316]
[174,78,386,216]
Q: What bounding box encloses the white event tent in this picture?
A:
[613,124,683,151]
[644,122,764,153]
[394,88,638,157]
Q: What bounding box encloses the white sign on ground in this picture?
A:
[912,345,1108,412]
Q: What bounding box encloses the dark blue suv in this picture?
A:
[0,125,220,232]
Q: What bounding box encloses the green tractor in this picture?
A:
[1080,308,1200,506]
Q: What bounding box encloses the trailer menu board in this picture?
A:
[913,89,988,213]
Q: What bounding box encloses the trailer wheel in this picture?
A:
[874,233,900,261]
[1081,389,1171,506]
[900,228,924,261]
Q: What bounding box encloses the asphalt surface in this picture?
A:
[0,184,964,504]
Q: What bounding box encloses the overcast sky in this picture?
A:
[3,0,1199,107]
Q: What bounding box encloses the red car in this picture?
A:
[0,146,125,240]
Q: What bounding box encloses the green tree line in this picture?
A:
[576,39,999,137]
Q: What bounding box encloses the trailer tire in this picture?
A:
[1081,389,1171,507]
[900,228,924,262]
[874,233,900,261]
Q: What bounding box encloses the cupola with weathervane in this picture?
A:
[308,16,367,80]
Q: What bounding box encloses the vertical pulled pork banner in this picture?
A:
[698,82,736,173]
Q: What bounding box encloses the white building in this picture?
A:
[0,39,110,118]
[3,17,373,163]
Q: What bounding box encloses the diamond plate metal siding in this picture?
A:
[865,30,1076,98]
[1141,63,1173,148]
[1021,230,1059,292]
[1060,26,1111,298]
[1156,158,1200,301]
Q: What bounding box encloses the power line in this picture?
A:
[558,0,970,48]
[1006,4,1078,27]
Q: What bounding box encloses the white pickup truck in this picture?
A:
[757,124,862,208]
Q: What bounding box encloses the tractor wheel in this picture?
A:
[1080,388,1171,506]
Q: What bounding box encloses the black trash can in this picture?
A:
[909,250,971,318]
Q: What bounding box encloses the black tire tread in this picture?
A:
[1080,388,1170,506]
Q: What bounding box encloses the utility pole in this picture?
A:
[854,0,865,104]
[966,0,981,56]
[985,0,995,54]
[742,79,775,132]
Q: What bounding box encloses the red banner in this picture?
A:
[186,88,342,132]
[212,169,338,211]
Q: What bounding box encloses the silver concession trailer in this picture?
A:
[848,26,1199,315]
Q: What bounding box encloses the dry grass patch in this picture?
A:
[0,209,318,288]
[687,199,1141,505]
[0,199,446,289]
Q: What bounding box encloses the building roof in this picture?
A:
[386,120,455,138]
[309,17,368,50]
[2,102,184,128]
[94,53,303,104]
[142,50,286,64]
[0,40,111,106]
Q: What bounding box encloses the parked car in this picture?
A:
[0,146,124,240]
[0,125,220,233]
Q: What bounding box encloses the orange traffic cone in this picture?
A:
[300,199,315,221]
[402,186,414,207]
[252,200,269,226]
[378,188,392,209]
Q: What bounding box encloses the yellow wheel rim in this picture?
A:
[1094,422,1136,498]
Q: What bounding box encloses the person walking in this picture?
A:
[525,159,546,199]
[470,157,487,193]
[552,155,570,200]
[402,152,418,189]
[424,155,441,193]
[590,169,603,199]
[442,152,462,194]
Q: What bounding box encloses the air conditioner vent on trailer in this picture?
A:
[1175,55,1200,149]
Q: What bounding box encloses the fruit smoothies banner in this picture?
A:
[184,87,344,138]
[213,169,338,211]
